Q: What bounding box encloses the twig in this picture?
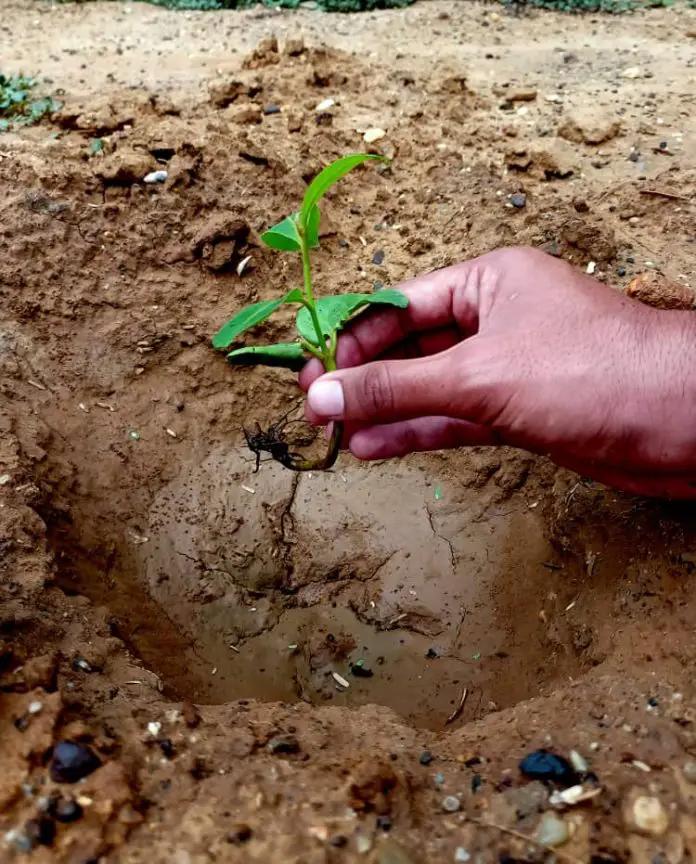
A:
[639,189,691,202]
[469,817,584,864]
[445,686,468,726]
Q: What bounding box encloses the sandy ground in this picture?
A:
[2,0,696,860]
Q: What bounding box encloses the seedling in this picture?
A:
[213,152,408,472]
[0,73,61,131]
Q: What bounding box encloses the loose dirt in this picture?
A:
[2,0,696,860]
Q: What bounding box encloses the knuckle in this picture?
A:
[359,365,395,419]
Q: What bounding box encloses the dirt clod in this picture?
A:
[627,271,695,309]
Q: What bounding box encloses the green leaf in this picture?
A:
[300,153,387,234]
[305,204,321,249]
[227,342,307,371]
[212,287,304,349]
[296,290,408,346]
[261,213,302,252]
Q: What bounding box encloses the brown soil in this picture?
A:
[2,0,696,860]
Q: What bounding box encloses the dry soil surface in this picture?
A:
[2,0,696,861]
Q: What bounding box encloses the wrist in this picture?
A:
[632,306,696,471]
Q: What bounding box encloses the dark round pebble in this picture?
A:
[376,815,392,832]
[267,735,300,755]
[50,797,83,823]
[659,141,668,150]
[617,267,626,277]
[350,663,373,678]
[25,817,56,847]
[330,835,348,848]
[519,749,578,787]
[510,192,526,209]
[227,824,252,844]
[627,256,635,264]
[471,774,483,793]
[648,696,659,708]
[158,738,175,758]
[419,751,434,766]
[50,741,101,784]
[372,249,385,266]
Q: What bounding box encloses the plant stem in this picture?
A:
[277,236,342,472]
[301,241,328,362]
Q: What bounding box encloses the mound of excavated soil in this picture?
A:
[2,0,696,860]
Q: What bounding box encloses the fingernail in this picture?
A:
[308,379,344,418]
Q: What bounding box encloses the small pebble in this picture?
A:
[263,104,281,115]
[50,741,101,784]
[227,824,252,844]
[471,774,482,793]
[159,738,175,758]
[6,829,33,853]
[376,815,392,832]
[27,701,43,715]
[510,192,526,209]
[455,849,471,863]
[536,813,569,847]
[442,795,461,813]
[315,98,335,112]
[683,760,696,783]
[519,750,578,787]
[569,750,589,774]
[617,267,626,277]
[372,249,385,266]
[330,835,348,848]
[50,797,83,824]
[143,170,168,184]
[629,795,669,836]
[267,735,300,755]
[72,657,101,674]
[355,829,374,854]
[24,817,56,847]
[420,751,434,766]
[434,771,446,787]
[363,127,386,144]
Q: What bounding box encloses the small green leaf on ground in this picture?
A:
[212,288,304,349]
[472,652,481,661]
[0,73,60,130]
[296,290,408,346]
[434,485,443,501]
[226,342,306,371]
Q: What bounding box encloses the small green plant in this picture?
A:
[0,73,61,131]
[213,153,408,472]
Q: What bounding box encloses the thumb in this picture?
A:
[307,349,476,426]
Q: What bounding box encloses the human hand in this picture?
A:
[300,247,696,498]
